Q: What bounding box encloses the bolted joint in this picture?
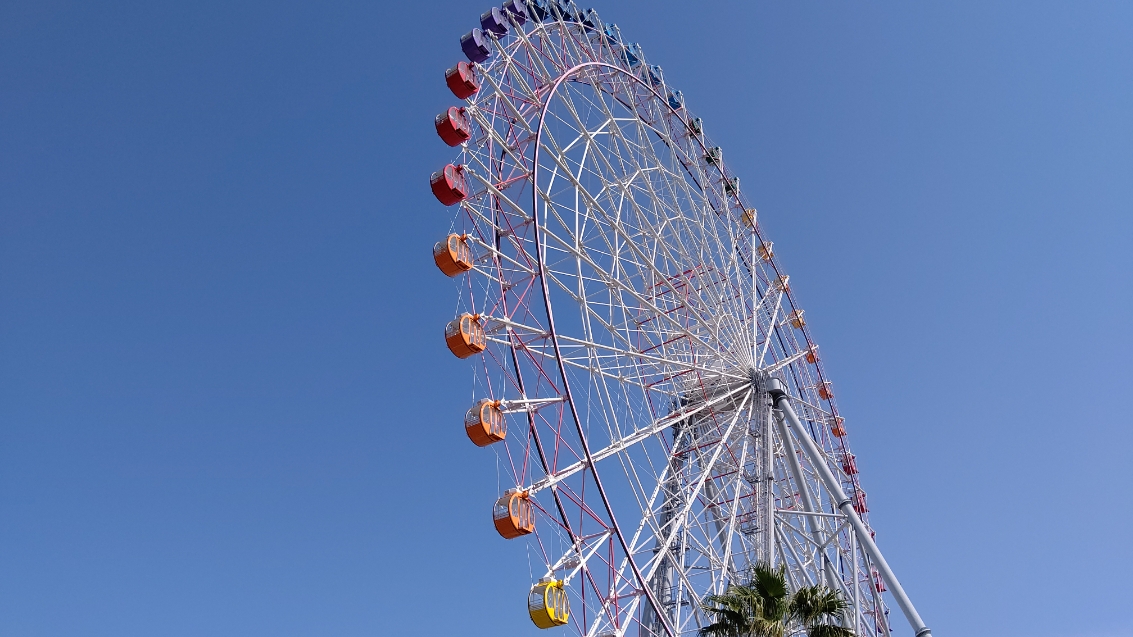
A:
[915,629,933,637]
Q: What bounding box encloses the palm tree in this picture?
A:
[698,563,854,637]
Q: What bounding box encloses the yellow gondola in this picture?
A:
[528,579,569,629]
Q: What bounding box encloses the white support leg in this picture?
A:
[764,378,932,637]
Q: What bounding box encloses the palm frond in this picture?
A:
[789,585,849,625]
[750,563,788,601]
[699,619,743,637]
[806,624,856,637]
[700,586,756,637]
[749,616,787,637]
[747,563,789,621]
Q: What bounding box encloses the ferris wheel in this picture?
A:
[427,3,932,637]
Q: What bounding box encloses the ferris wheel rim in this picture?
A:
[530,60,686,637]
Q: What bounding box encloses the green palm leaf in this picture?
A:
[698,563,854,637]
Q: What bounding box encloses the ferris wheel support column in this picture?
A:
[772,403,843,593]
[764,378,932,637]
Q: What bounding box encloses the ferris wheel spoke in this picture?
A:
[616,421,751,632]
[536,135,743,356]
[509,20,558,84]
[571,82,753,320]
[553,333,742,382]
[466,236,538,277]
[461,193,534,240]
[492,37,546,105]
[709,431,752,592]
[536,218,726,359]
[478,67,536,134]
[542,267,719,367]
[755,291,787,368]
[561,289,701,375]
[465,105,533,171]
[463,166,535,225]
[637,390,752,580]
[523,381,751,496]
[527,21,576,73]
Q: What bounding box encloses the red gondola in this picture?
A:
[435,107,472,147]
[430,164,467,206]
[445,61,480,99]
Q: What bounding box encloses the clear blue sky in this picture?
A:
[2,1,1130,636]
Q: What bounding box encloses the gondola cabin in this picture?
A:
[580,8,600,29]
[841,454,858,475]
[435,107,472,146]
[445,313,486,358]
[433,234,474,276]
[830,417,846,437]
[788,309,806,329]
[756,241,774,261]
[805,346,819,364]
[528,580,570,629]
[480,7,509,36]
[445,61,480,99]
[817,381,833,401]
[494,491,535,539]
[466,398,505,446]
[430,164,468,206]
[852,491,869,514]
[502,0,528,24]
[460,28,491,64]
[529,0,550,21]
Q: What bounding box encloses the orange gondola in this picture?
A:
[445,313,486,358]
[465,398,505,446]
[805,345,819,364]
[817,380,833,401]
[493,491,535,539]
[433,234,474,276]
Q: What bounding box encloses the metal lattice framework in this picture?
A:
[432,3,931,637]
